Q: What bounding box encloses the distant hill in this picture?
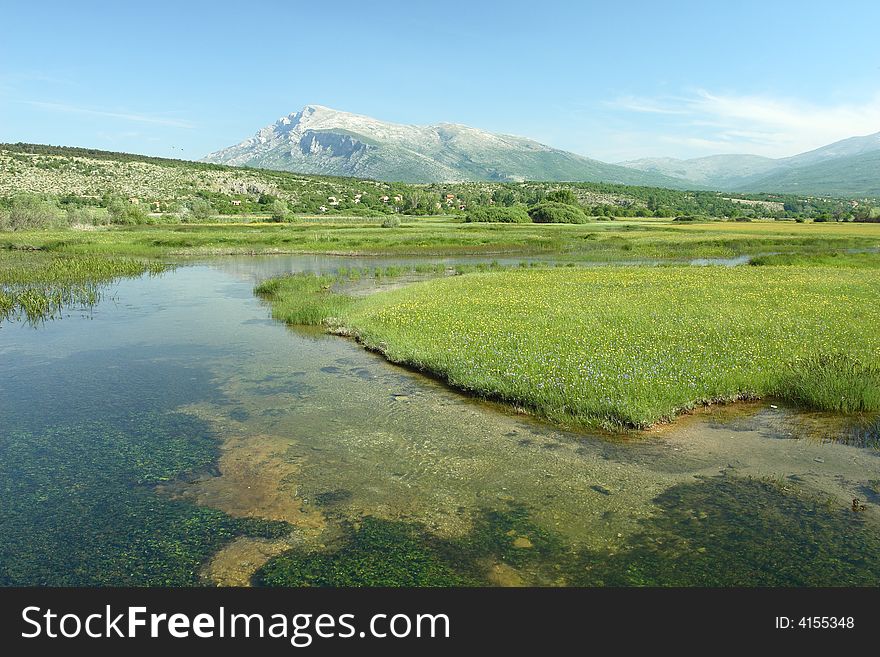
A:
[620,131,880,197]
[619,154,779,189]
[202,105,693,188]
[738,149,880,197]
[783,131,880,167]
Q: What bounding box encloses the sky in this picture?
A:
[1,0,879,162]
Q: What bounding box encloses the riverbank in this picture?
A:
[257,257,880,430]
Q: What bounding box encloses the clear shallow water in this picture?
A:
[1,255,878,586]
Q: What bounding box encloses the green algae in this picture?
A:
[254,473,880,587]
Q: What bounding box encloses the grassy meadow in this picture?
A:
[259,254,880,430]
[1,215,879,260]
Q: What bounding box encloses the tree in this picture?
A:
[544,189,579,206]
[190,199,212,221]
[492,189,517,207]
[270,199,289,222]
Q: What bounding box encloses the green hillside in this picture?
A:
[741,150,880,197]
[0,143,872,223]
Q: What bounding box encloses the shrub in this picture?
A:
[0,194,66,231]
[464,206,531,223]
[190,199,213,222]
[66,206,108,226]
[528,201,589,224]
[381,216,401,228]
[113,201,149,224]
[775,353,880,413]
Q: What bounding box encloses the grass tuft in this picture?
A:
[255,273,354,326]
[775,353,880,413]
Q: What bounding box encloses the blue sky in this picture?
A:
[1,0,878,162]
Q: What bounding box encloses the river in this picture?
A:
[1,255,878,586]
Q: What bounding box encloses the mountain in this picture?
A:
[740,149,880,197]
[784,131,880,167]
[619,154,779,189]
[620,131,880,197]
[202,105,692,187]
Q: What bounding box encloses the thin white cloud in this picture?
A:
[608,96,691,116]
[22,101,194,128]
[612,90,880,158]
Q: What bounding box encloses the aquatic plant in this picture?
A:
[0,417,290,586]
[254,474,880,587]
[255,273,354,326]
[254,517,476,587]
[0,255,170,324]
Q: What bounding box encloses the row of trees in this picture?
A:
[4,180,880,230]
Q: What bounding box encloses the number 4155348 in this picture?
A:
[775,617,854,629]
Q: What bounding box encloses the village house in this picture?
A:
[380,195,390,203]
[231,199,242,206]
[327,196,339,206]
[319,205,327,213]
[128,197,139,204]
[393,195,403,203]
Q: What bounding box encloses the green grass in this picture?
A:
[2,216,880,261]
[261,264,880,429]
[255,274,355,326]
[0,253,170,324]
[750,251,880,267]
[775,353,880,413]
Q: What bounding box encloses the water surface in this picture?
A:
[1,255,878,586]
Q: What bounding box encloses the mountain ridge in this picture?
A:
[620,131,880,196]
[202,105,695,188]
[203,105,880,196]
